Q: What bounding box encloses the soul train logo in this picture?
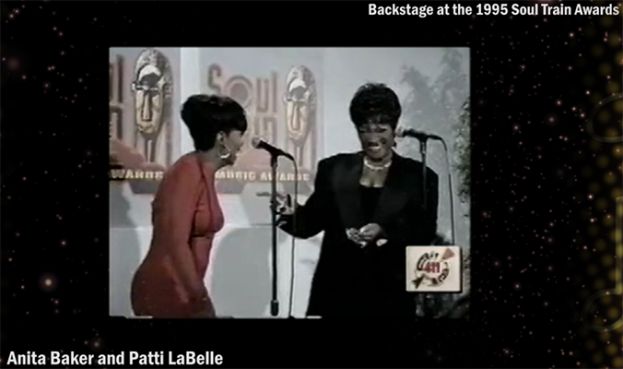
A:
[109,48,174,194]
[206,64,319,194]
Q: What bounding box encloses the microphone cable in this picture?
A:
[439,137,455,245]
[287,158,299,318]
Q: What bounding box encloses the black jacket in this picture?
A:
[279,151,439,318]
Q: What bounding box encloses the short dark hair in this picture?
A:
[349,83,401,130]
[181,94,247,151]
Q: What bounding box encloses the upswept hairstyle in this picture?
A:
[181,94,247,151]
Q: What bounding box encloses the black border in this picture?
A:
[2,1,622,368]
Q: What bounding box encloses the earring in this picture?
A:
[218,144,232,159]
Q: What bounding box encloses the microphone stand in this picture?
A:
[270,154,279,317]
[252,137,297,318]
[439,138,456,245]
[417,136,456,245]
[419,138,428,210]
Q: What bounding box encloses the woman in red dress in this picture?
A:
[131,94,247,318]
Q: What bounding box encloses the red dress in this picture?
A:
[131,152,224,318]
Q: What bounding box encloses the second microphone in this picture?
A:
[251,137,295,160]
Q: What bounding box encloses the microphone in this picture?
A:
[251,137,294,160]
[397,126,456,245]
[396,127,442,141]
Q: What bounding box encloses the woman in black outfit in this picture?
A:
[277,83,439,319]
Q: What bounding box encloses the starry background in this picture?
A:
[1,1,621,368]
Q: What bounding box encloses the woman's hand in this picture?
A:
[346,228,366,246]
[347,223,388,248]
[359,223,383,242]
[257,191,294,215]
[274,192,294,215]
[190,305,214,318]
[188,292,214,318]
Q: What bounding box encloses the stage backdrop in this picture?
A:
[109,47,471,318]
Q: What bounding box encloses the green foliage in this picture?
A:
[454,99,470,205]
